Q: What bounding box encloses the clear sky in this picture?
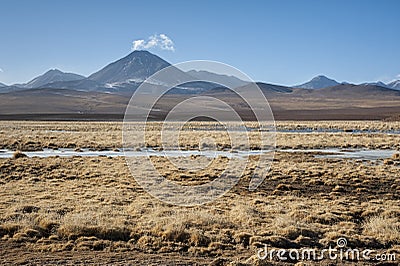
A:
[0,0,399,85]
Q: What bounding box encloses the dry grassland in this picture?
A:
[0,121,399,265]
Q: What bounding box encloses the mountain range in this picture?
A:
[0,51,238,95]
[1,50,399,93]
[0,50,399,120]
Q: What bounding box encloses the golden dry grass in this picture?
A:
[1,120,400,151]
[0,121,399,265]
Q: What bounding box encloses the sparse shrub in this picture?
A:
[136,235,162,251]
[12,232,30,242]
[189,230,211,247]
[91,240,111,251]
[363,215,400,245]
[392,153,400,160]
[19,205,40,214]
[0,224,21,237]
[295,235,317,247]
[234,232,253,247]
[276,183,293,191]
[99,227,130,241]
[261,236,299,248]
[207,241,234,251]
[280,226,302,240]
[12,150,27,159]
[48,234,59,240]
[66,143,76,148]
[384,159,394,165]
[162,224,190,243]
[57,224,130,241]
[36,218,60,235]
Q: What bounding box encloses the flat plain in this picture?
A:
[0,121,399,265]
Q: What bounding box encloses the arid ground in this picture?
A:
[0,121,399,265]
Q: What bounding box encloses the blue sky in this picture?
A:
[0,0,399,85]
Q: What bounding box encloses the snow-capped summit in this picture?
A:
[361,81,391,89]
[388,80,400,90]
[88,50,172,84]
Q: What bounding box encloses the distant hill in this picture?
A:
[204,82,292,95]
[311,84,400,98]
[295,75,339,89]
[20,69,85,89]
[37,79,106,92]
[187,70,249,88]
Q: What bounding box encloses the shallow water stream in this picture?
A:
[0,148,397,160]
